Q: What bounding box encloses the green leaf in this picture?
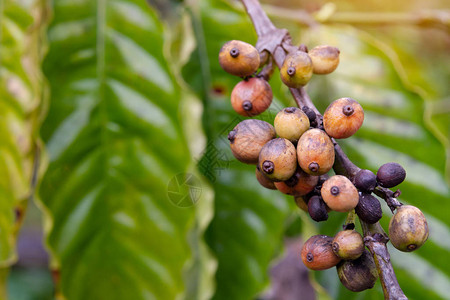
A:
[0,0,47,268]
[301,26,450,300]
[39,0,214,299]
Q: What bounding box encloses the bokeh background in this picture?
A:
[1,0,449,299]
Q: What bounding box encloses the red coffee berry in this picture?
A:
[231,77,272,117]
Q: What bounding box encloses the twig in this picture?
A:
[289,88,306,109]
[240,0,407,298]
[374,186,403,213]
[361,222,408,300]
[332,141,361,179]
[332,141,402,214]
[256,56,274,81]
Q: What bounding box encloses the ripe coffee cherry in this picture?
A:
[258,138,297,181]
[389,205,428,252]
[332,230,364,260]
[280,51,313,88]
[309,45,340,75]
[323,97,364,139]
[377,162,406,188]
[337,250,378,292]
[321,175,359,212]
[355,193,382,224]
[274,107,310,143]
[231,77,273,116]
[294,196,309,212]
[297,129,335,176]
[219,40,260,77]
[275,167,319,196]
[228,119,275,164]
[308,195,329,222]
[255,166,276,190]
[301,235,341,270]
[354,169,377,193]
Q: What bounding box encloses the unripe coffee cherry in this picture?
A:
[301,235,341,270]
[231,78,273,116]
[294,196,309,212]
[321,175,359,212]
[297,129,335,176]
[323,97,364,139]
[337,250,378,292]
[377,162,406,188]
[309,45,340,75]
[219,40,260,77]
[228,119,275,164]
[332,230,364,260]
[280,51,313,88]
[354,169,377,193]
[255,166,276,190]
[355,193,382,224]
[258,138,297,181]
[275,167,319,196]
[308,195,329,222]
[274,107,310,143]
[389,205,428,252]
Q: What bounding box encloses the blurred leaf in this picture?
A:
[301,25,450,300]
[0,0,48,268]
[39,0,214,299]
[7,267,53,300]
[360,27,450,178]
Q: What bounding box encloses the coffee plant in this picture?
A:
[1,0,448,299]
[220,0,438,298]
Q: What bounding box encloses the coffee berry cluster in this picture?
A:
[219,39,429,293]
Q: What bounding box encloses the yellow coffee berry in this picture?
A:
[309,45,340,75]
[280,51,313,88]
[274,107,310,143]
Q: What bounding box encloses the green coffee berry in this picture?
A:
[332,230,364,260]
[389,205,428,252]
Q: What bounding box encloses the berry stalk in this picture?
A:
[240,0,407,298]
[360,222,408,300]
[374,186,403,213]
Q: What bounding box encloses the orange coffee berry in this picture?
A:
[323,97,364,139]
[219,40,260,77]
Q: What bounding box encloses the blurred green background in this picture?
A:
[1,0,449,299]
